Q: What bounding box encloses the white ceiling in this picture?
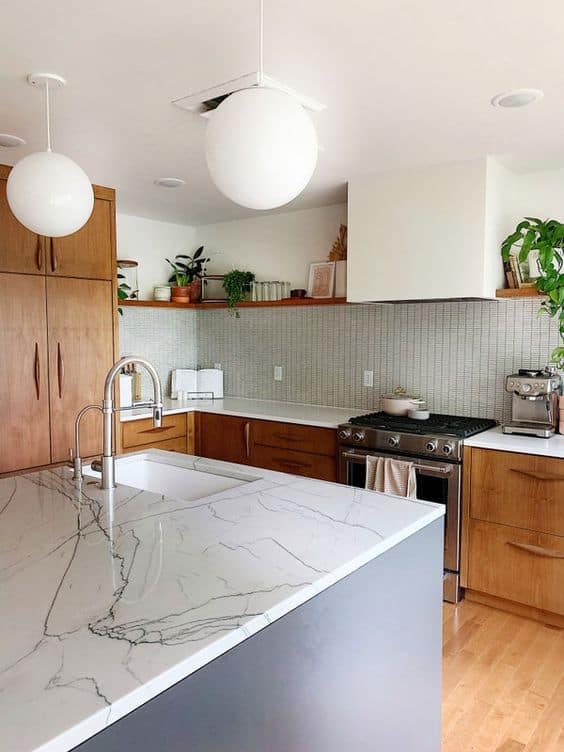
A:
[2,0,564,225]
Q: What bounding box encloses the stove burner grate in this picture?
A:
[348,412,497,438]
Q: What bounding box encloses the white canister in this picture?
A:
[154,285,172,301]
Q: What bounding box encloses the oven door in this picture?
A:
[339,447,461,580]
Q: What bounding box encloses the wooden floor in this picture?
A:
[443,600,564,751]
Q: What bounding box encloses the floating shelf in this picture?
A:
[121,297,348,311]
[495,288,545,299]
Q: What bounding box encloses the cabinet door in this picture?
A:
[47,277,114,462]
[48,198,113,280]
[0,178,45,274]
[0,273,51,471]
[198,413,251,465]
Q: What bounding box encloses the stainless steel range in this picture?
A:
[337,412,497,603]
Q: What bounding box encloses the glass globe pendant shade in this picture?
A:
[7,150,94,237]
[205,87,318,210]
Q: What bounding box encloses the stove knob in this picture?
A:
[352,430,365,443]
[425,440,438,453]
[442,442,454,456]
[387,435,400,448]
[338,428,352,440]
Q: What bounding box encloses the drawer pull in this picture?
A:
[507,541,564,559]
[138,427,173,435]
[511,468,564,483]
[244,421,251,457]
[50,238,58,272]
[57,342,64,398]
[33,342,40,399]
[272,432,300,443]
[274,457,311,470]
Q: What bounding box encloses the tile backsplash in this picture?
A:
[120,299,559,423]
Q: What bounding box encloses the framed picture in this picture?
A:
[201,274,228,302]
[307,262,336,299]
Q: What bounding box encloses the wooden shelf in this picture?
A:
[121,297,348,310]
[496,288,545,299]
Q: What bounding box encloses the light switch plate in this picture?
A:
[274,366,283,382]
[363,370,374,387]
[214,363,222,370]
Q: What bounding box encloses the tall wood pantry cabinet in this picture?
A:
[0,164,118,474]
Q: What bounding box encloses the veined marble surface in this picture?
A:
[0,453,444,752]
[120,395,361,428]
[465,426,564,458]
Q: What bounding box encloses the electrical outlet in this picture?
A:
[274,366,283,382]
[363,370,374,387]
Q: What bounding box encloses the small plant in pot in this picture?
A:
[117,273,131,315]
[222,270,255,317]
[166,246,210,303]
[501,217,564,368]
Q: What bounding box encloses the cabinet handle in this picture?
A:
[272,432,300,443]
[33,342,40,399]
[273,456,311,470]
[507,541,564,559]
[36,237,43,271]
[511,468,564,483]
[138,427,171,435]
[50,238,58,272]
[244,421,251,458]
[57,342,64,398]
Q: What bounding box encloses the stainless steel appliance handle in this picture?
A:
[341,451,452,474]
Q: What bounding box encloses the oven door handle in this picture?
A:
[341,451,453,475]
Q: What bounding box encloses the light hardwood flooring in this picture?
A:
[443,600,564,751]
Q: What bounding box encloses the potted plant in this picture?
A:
[166,246,210,303]
[501,217,564,368]
[223,270,256,317]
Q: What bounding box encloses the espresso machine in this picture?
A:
[503,367,562,438]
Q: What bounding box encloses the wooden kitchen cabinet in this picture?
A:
[47,277,115,463]
[0,166,114,280]
[0,176,45,274]
[198,413,252,465]
[49,196,114,280]
[197,413,338,481]
[464,447,564,625]
[0,273,51,472]
[122,414,187,452]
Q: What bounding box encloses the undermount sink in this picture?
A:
[83,450,258,502]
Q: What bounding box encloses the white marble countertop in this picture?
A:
[465,426,564,458]
[120,396,360,428]
[0,451,443,752]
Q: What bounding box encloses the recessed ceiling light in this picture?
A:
[154,177,185,188]
[491,89,544,108]
[0,133,26,148]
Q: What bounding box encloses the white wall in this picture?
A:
[194,204,348,289]
[116,214,196,299]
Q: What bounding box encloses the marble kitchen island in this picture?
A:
[0,451,444,752]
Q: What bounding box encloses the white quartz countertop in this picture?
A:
[120,396,360,428]
[465,426,564,458]
[0,452,443,752]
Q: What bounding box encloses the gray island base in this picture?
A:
[75,520,442,752]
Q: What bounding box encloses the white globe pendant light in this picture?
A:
[204,1,318,210]
[7,73,93,237]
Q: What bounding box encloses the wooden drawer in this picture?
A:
[251,444,337,482]
[122,436,187,455]
[122,414,186,449]
[468,519,564,615]
[252,419,337,457]
[470,448,564,536]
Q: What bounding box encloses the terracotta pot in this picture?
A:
[188,278,202,303]
[171,285,191,303]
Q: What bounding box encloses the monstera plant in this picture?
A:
[501,217,564,368]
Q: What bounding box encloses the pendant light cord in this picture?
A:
[45,80,52,152]
[258,0,264,85]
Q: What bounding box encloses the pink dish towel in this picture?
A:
[365,456,418,499]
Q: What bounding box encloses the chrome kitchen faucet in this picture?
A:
[71,356,163,489]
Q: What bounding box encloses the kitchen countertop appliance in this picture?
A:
[502,367,562,438]
[337,412,497,603]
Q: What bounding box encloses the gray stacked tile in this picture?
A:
[120,300,559,423]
